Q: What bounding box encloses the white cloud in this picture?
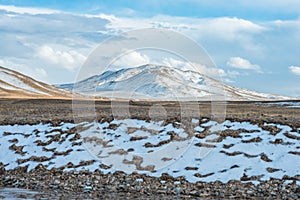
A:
[162,57,188,69]
[288,65,300,75]
[0,5,113,82]
[37,45,86,71]
[0,5,58,15]
[0,7,108,83]
[162,57,226,78]
[192,62,227,77]
[101,14,265,41]
[112,50,150,68]
[0,6,268,82]
[99,14,267,59]
[34,68,47,78]
[227,70,241,77]
[227,57,262,73]
[0,58,48,81]
[184,17,264,40]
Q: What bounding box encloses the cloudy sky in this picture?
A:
[0,0,300,97]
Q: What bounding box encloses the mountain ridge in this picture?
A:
[0,66,73,99]
[58,64,292,101]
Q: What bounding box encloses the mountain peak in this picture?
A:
[61,64,291,101]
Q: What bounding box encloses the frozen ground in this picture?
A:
[266,101,300,108]
[0,118,299,184]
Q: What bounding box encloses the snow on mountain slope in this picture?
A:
[60,64,291,101]
[0,66,72,98]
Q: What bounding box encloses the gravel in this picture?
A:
[0,164,299,199]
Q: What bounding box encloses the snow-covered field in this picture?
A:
[266,101,300,108]
[1,118,299,184]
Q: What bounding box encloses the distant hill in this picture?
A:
[58,64,292,101]
[0,66,72,99]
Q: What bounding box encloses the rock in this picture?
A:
[134,178,144,184]
[1,156,300,199]
[84,185,93,192]
[156,189,166,194]
[174,181,181,185]
[174,187,182,195]
[246,190,254,195]
[73,171,79,175]
[118,184,127,191]
[271,191,277,195]
[189,190,200,196]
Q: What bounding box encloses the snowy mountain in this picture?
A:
[59,64,291,101]
[0,66,72,98]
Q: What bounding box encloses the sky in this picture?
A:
[0,0,300,97]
